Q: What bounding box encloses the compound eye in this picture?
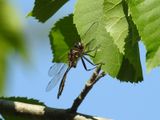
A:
[75,42,79,47]
[74,43,77,47]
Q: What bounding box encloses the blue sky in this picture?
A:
[5,0,160,120]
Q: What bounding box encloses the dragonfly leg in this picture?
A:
[84,45,100,58]
[84,53,96,58]
[82,56,95,66]
[81,57,96,71]
[82,55,105,69]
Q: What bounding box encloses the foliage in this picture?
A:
[128,0,160,71]
[0,0,160,119]
[117,1,143,82]
[29,0,69,22]
[74,0,123,77]
[0,0,27,94]
[30,0,160,83]
[0,96,45,105]
[49,14,80,63]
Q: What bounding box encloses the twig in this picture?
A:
[70,65,105,112]
[0,99,110,120]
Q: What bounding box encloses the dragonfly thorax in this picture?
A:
[68,42,84,68]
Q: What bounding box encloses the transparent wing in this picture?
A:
[46,74,62,92]
[46,63,68,92]
[48,63,68,77]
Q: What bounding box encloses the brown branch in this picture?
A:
[0,99,110,120]
[70,66,105,112]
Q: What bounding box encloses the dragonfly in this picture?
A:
[46,23,99,99]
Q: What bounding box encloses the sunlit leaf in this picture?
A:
[74,0,123,77]
[103,0,128,53]
[129,0,160,71]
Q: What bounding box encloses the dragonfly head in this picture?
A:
[74,42,84,50]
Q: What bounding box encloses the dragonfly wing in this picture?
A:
[46,64,68,91]
[48,63,68,77]
[46,74,62,92]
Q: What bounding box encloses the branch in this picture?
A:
[70,65,105,112]
[0,99,110,120]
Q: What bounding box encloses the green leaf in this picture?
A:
[74,0,123,77]
[49,14,80,63]
[0,96,45,105]
[0,1,27,59]
[2,116,27,120]
[0,56,6,95]
[0,1,27,94]
[30,0,68,22]
[0,96,45,120]
[117,1,143,83]
[103,0,128,53]
[2,115,28,120]
[117,17,143,82]
[0,38,10,95]
[129,0,160,71]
